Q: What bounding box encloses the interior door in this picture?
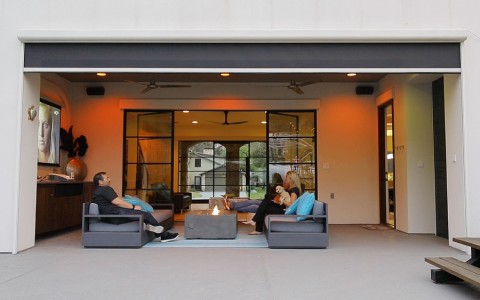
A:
[378,102,395,227]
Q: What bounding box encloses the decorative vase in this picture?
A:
[66,157,88,181]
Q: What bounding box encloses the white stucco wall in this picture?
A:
[404,78,436,234]
[2,0,480,252]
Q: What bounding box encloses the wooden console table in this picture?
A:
[36,181,94,235]
[425,237,480,287]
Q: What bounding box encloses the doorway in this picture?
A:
[379,102,395,227]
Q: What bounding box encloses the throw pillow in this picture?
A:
[123,195,154,212]
[296,192,315,221]
[284,192,306,214]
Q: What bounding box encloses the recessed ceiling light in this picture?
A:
[220,73,230,77]
[96,72,107,77]
[183,110,189,113]
[347,73,357,77]
[192,121,198,124]
[261,121,267,124]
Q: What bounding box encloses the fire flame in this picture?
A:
[212,205,220,215]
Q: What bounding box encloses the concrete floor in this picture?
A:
[1,224,479,300]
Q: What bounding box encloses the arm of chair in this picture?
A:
[265,213,327,222]
[264,213,328,235]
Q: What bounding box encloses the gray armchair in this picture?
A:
[82,202,174,248]
[264,201,328,249]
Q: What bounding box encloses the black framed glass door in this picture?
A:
[267,111,316,195]
[123,111,174,203]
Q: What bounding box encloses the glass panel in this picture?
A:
[269,137,300,163]
[178,141,214,158]
[192,189,212,199]
[138,112,172,137]
[296,163,316,190]
[125,164,139,190]
[298,138,315,163]
[145,164,172,188]
[126,112,173,137]
[125,138,138,163]
[125,111,140,137]
[268,164,291,182]
[138,138,171,163]
[214,143,227,158]
[124,164,171,191]
[250,170,266,200]
[149,182,172,203]
[269,112,315,137]
[269,138,314,163]
[239,144,250,158]
[177,171,204,191]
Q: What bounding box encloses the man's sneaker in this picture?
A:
[145,224,164,234]
[160,232,179,242]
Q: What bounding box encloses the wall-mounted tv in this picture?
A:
[38,99,61,166]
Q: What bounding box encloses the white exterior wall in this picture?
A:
[404,79,436,234]
[2,0,480,253]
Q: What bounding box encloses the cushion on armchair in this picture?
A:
[87,203,141,231]
[295,192,315,221]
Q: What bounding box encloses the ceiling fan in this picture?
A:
[210,111,248,126]
[282,80,318,95]
[125,80,191,94]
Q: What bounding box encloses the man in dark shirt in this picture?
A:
[92,172,178,242]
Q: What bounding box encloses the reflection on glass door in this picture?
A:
[379,103,395,227]
[267,111,316,195]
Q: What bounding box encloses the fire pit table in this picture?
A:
[185,209,237,239]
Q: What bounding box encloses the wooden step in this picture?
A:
[425,257,480,286]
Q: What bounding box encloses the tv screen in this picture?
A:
[38,99,61,166]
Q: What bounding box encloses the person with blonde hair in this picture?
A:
[246,170,303,235]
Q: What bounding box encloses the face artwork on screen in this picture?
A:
[38,99,61,166]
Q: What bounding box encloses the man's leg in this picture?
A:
[118,209,179,242]
[118,209,164,233]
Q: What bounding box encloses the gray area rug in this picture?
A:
[144,223,268,248]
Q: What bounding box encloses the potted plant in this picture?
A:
[60,126,89,181]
